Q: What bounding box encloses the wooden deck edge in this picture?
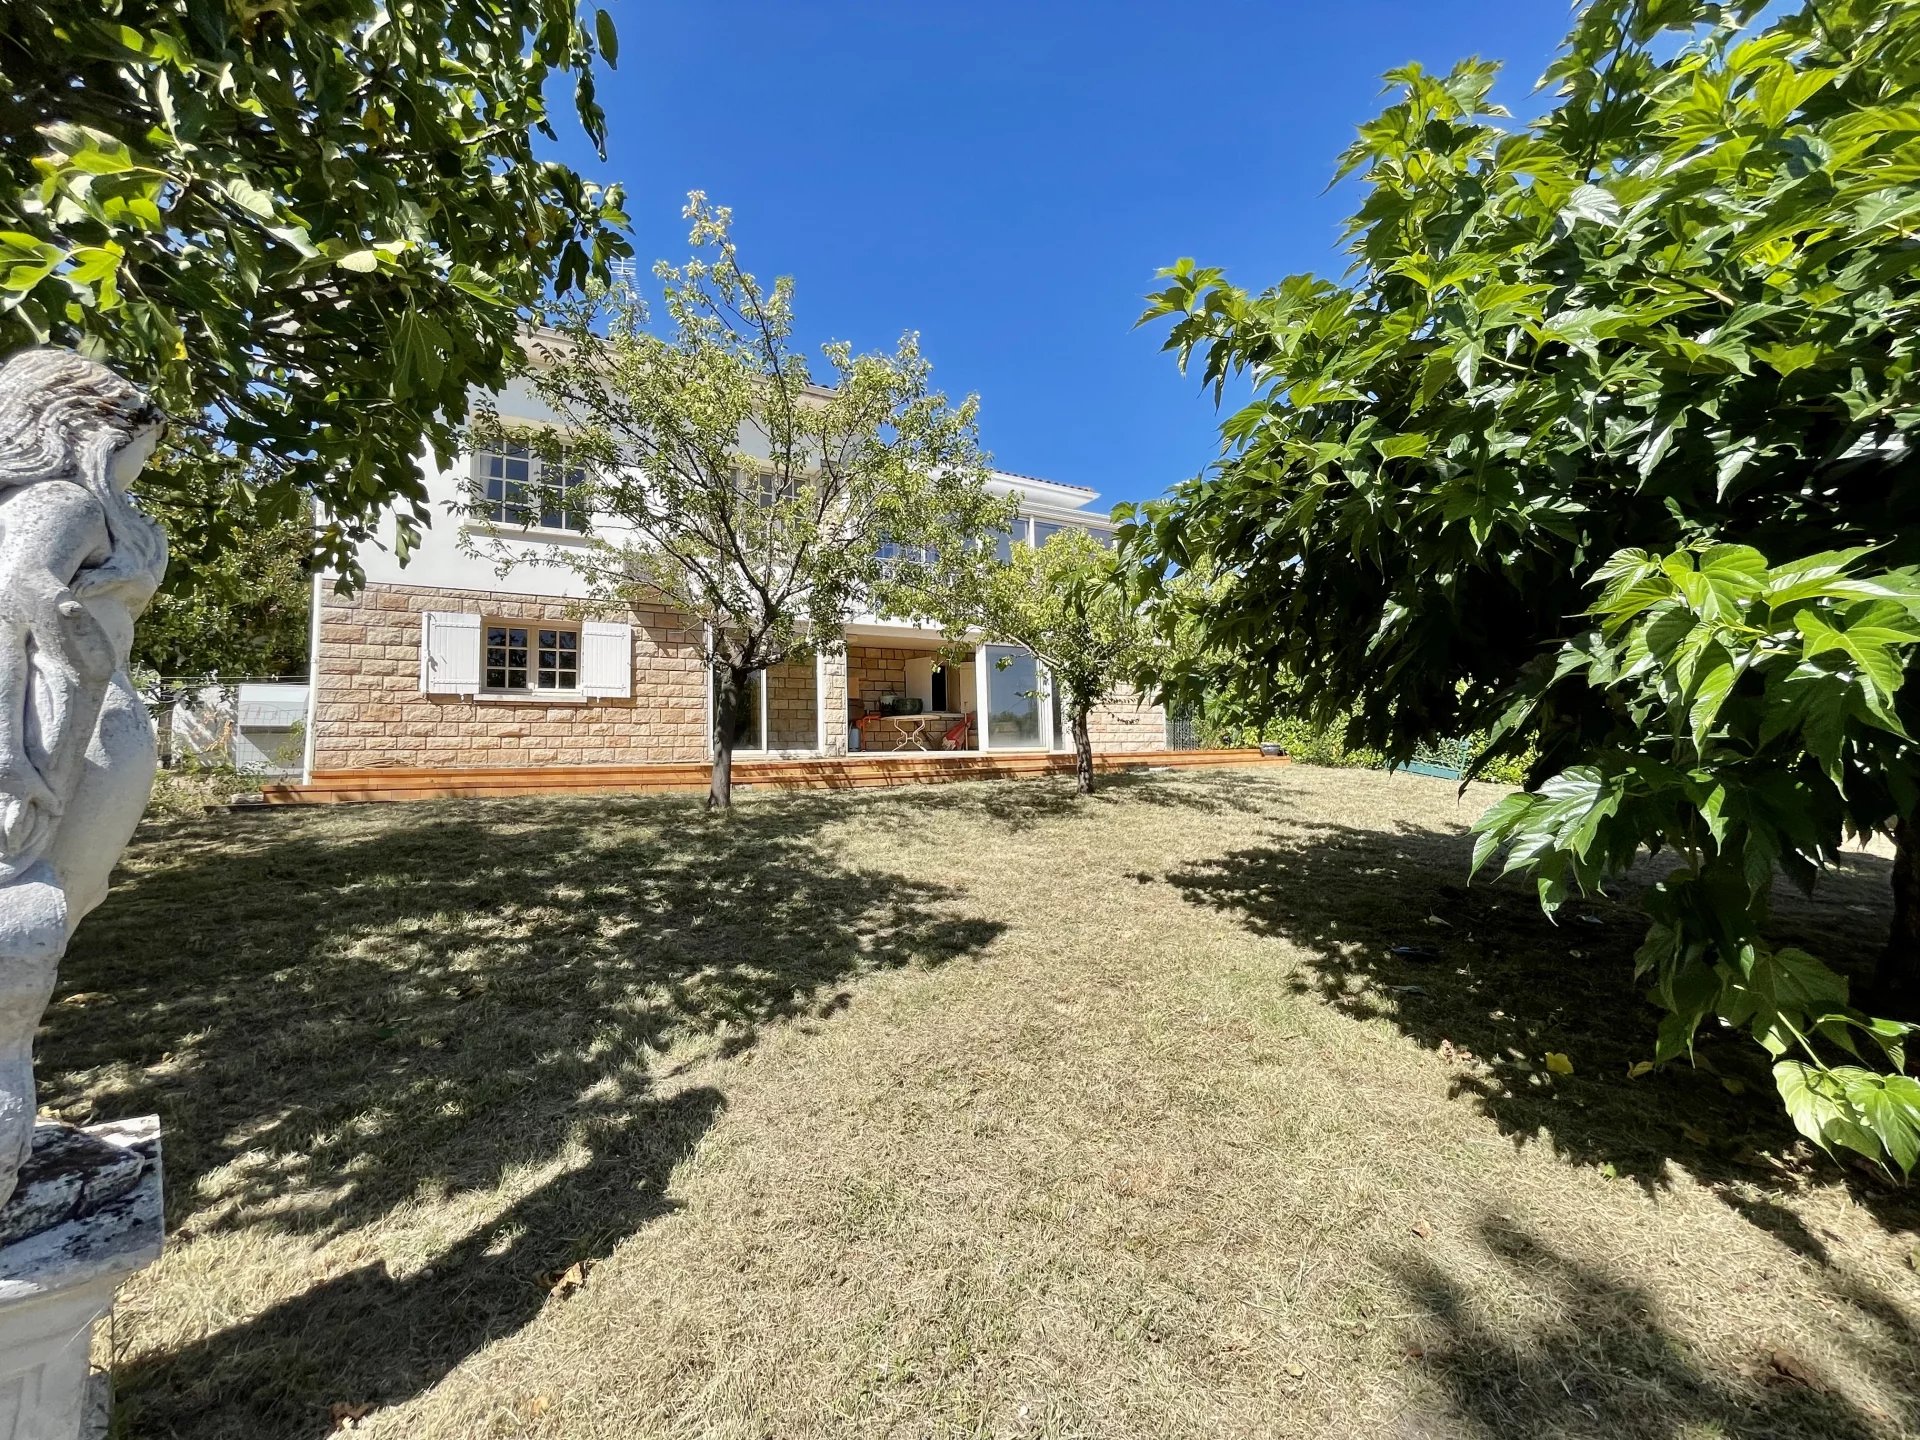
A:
[257,750,1287,805]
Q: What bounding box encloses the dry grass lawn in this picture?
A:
[47,765,1920,1439]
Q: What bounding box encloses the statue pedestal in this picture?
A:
[0,1118,161,1440]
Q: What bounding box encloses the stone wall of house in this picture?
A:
[765,658,818,751]
[311,582,708,770]
[820,652,849,757]
[312,589,1171,772]
[846,645,918,716]
[1086,685,1167,754]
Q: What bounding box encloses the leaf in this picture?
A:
[1375,432,1429,461]
[218,177,279,219]
[594,7,619,65]
[1545,1052,1574,1075]
[1559,183,1622,229]
[541,1258,594,1299]
[1719,947,1849,1059]
[334,249,380,273]
[1688,652,1736,751]
[0,234,64,294]
[1773,1061,1883,1164]
[1766,1349,1825,1392]
[1627,1060,1655,1079]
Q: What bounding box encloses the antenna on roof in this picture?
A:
[608,258,638,290]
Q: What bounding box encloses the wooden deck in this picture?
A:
[257,748,1286,805]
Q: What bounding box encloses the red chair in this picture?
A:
[941,711,975,750]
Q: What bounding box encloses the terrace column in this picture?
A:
[819,649,849,757]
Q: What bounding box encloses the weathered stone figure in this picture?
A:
[0,349,167,1210]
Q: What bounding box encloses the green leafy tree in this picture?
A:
[2,0,630,579]
[131,464,313,763]
[484,196,1008,809]
[927,529,1152,795]
[1132,0,1920,1167]
[1474,545,1920,1171]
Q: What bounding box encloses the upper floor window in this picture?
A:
[988,515,1113,560]
[734,466,799,509]
[877,538,938,574]
[473,442,588,532]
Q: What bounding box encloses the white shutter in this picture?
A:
[580,620,633,698]
[420,612,482,694]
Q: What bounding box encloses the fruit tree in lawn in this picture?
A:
[1131,0,1920,1171]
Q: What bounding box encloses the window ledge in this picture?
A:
[474,690,591,705]
[463,520,593,545]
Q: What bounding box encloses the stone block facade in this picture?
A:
[1086,685,1168,754]
[311,581,707,770]
[765,659,818,751]
[310,583,1168,772]
[846,645,918,716]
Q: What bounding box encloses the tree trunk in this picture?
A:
[1072,705,1094,796]
[709,668,745,810]
[1875,817,1920,1021]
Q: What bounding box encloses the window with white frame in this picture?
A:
[485,622,580,692]
[877,535,938,574]
[988,515,1105,560]
[473,442,588,532]
[711,660,820,752]
[733,466,799,508]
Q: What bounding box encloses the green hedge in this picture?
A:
[1207,714,1528,787]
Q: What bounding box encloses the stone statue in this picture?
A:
[0,349,167,1213]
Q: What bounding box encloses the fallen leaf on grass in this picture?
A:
[328,1402,374,1433]
[1284,1362,1306,1379]
[1545,1052,1574,1076]
[1410,1220,1433,1239]
[1627,1060,1655,1079]
[540,1259,594,1300]
[1765,1348,1825,1391]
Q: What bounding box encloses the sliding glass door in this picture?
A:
[981,644,1042,750]
[713,668,766,751]
[713,660,820,754]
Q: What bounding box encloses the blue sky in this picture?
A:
[560,1,1574,512]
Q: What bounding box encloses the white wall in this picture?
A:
[347,380,1117,603]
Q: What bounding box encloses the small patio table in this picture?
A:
[864,712,965,751]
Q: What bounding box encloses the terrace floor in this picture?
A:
[261,747,1282,804]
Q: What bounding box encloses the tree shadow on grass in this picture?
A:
[42,789,1005,1435]
[1387,1214,1912,1439]
[799,766,1277,834]
[1159,808,1920,1234]
[117,1083,724,1440]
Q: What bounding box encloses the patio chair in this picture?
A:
[941,711,975,750]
